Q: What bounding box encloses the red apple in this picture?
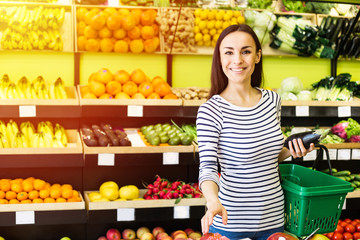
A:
[107,228,121,240]
[97,237,107,240]
[152,227,166,237]
[184,229,194,236]
[140,232,155,240]
[123,228,136,239]
[200,233,214,240]
[172,231,187,239]
[156,232,169,240]
[137,227,151,239]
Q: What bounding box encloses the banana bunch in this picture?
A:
[49,77,67,99]
[0,6,17,24]
[4,83,25,99]
[12,131,29,148]
[5,120,19,144]
[0,132,10,148]
[37,121,54,138]
[30,132,53,148]
[54,123,68,147]
[20,121,36,146]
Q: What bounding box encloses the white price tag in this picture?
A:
[98,153,115,166]
[117,208,135,221]
[107,0,119,6]
[295,106,309,117]
[337,149,351,160]
[283,156,292,162]
[16,211,35,224]
[327,149,337,160]
[352,149,360,160]
[163,152,179,165]
[304,150,317,161]
[19,105,36,117]
[127,105,143,117]
[338,106,351,117]
[173,206,190,219]
[342,199,346,210]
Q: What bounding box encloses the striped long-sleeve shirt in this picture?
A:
[196,88,285,232]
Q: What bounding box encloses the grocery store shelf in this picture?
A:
[347,191,360,199]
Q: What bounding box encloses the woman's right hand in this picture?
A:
[201,199,228,234]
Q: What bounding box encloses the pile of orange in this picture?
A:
[76,7,160,53]
[0,177,81,204]
[81,68,178,100]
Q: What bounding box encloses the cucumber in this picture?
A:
[351,182,357,188]
[345,176,352,182]
[322,168,337,174]
[352,180,360,187]
[336,176,348,181]
[354,175,360,181]
[333,170,351,176]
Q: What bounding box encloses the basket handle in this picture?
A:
[312,144,333,175]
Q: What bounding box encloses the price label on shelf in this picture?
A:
[16,211,35,224]
[163,152,179,165]
[98,153,115,166]
[19,105,36,117]
[303,150,316,161]
[295,106,309,117]
[327,149,337,160]
[127,105,143,117]
[338,106,351,117]
[352,149,360,160]
[337,149,351,160]
[343,199,346,210]
[173,206,190,219]
[117,208,135,221]
[107,0,119,6]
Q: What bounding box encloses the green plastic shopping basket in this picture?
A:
[279,164,353,237]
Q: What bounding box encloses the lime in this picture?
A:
[160,135,169,144]
[119,185,139,200]
[149,136,160,146]
[181,135,194,145]
[168,136,180,145]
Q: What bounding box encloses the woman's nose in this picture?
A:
[233,53,243,64]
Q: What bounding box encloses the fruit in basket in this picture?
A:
[141,232,155,240]
[88,192,102,201]
[309,234,329,240]
[152,227,166,238]
[123,229,137,240]
[119,185,139,200]
[107,228,121,240]
[137,227,151,239]
[267,232,299,240]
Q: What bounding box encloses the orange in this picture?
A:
[114,70,130,84]
[0,180,10,192]
[106,13,122,30]
[163,93,178,99]
[76,7,88,22]
[127,26,141,40]
[154,82,171,97]
[22,180,33,192]
[24,177,35,184]
[0,199,8,204]
[151,76,165,86]
[89,81,106,97]
[141,26,155,40]
[130,69,146,85]
[77,36,87,51]
[39,189,50,199]
[72,190,80,198]
[115,92,131,99]
[114,40,128,53]
[118,8,130,16]
[113,28,126,40]
[0,190,5,199]
[152,23,159,35]
[17,192,28,201]
[9,199,19,204]
[20,199,32,204]
[67,197,80,202]
[132,93,145,99]
[61,184,73,190]
[56,197,67,203]
[98,27,112,39]
[44,182,51,190]
[5,191,16,200]
[50,184,62,190]
[144,38,158,53]
[84,11,96,25]
[129,39,144,53]
[140,10,156,26]
[77,21,87,36]
[32,198,43,203]
[122,81,138,97]
[85,39,100,52]
[11,182,23,193]
[147,92,161,99]
[130,9,141,25]
[99,10,110,19]
[145,75,151,82]
[138,82,153,97]
[100,38,114,52]
[80,85,90,97]
[90,7,101,15]
[50,188,61,199]
[121,14,136,31]
[96,68,113,84]
[123,37,131,46]
[83,92,97,99]
[44,198,55,203]
[28,190,39,200]
[88,72,98,82]
[61,188,73,199]
[106,81,122,95]
[99,93,113,99]
[104,7,117,16]
[84,25,98,39]
[33,179,46,190]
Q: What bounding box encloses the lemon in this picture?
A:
[197,40,204,46]
[195,17,201,26]
[0,237,5,240]
[204,40,211,47]
[99,181,119,192]
[213,33,220,42]
[207,20,215,29]
[194,8,202,17]
[215,10,224,21]
[207,10,216,20]
[209,28,217,36]
[222,21,231,29]
[203,33,211,43]
[198,20,207,30]
[199,10,209,20]
[194,26,200,34]
[225,10,234,18]
[215,20,223,29]
[217,28,223,34]
[201,28,209,35]
[233,11,241,17]
[88,192,102,201]
[211,40,217,47]
[132,198,144,200]
[223,12,232,21]
[101,187,119,200]
[195,33,203,42]
[237,15,245,24]
[119,185,139,200]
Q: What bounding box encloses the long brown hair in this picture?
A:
[208,24,263,99]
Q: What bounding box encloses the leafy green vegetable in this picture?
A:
[247,0,272,9]
[305,2,334,14]
[320,133,345,144]
[282,0,306,13]
[343,118,360,139]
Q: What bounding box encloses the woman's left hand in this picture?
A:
[288,138,315,159]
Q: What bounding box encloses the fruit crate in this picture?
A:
[0,86,79,105]
[81,128,195,154]
[0,129,82,155]
[279,164,354,237]
[0,2,74,52]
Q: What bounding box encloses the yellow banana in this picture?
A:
[6,83,19,99]
[0,132,10,148]
[57,7,65,25]
[54,77,67,99]
[29,83,38,99]
[52,137,64,147]
[31,133,40,148]
[49,83,56,99]
[45,121,54,134]
[12,131,28,148]
[0,120,6,135]
[54,123,67,146]
[6,120,18,143]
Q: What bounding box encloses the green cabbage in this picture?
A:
[280,77,303,94]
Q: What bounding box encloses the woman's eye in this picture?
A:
[242,50,251,55]
[224,51,233,55]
